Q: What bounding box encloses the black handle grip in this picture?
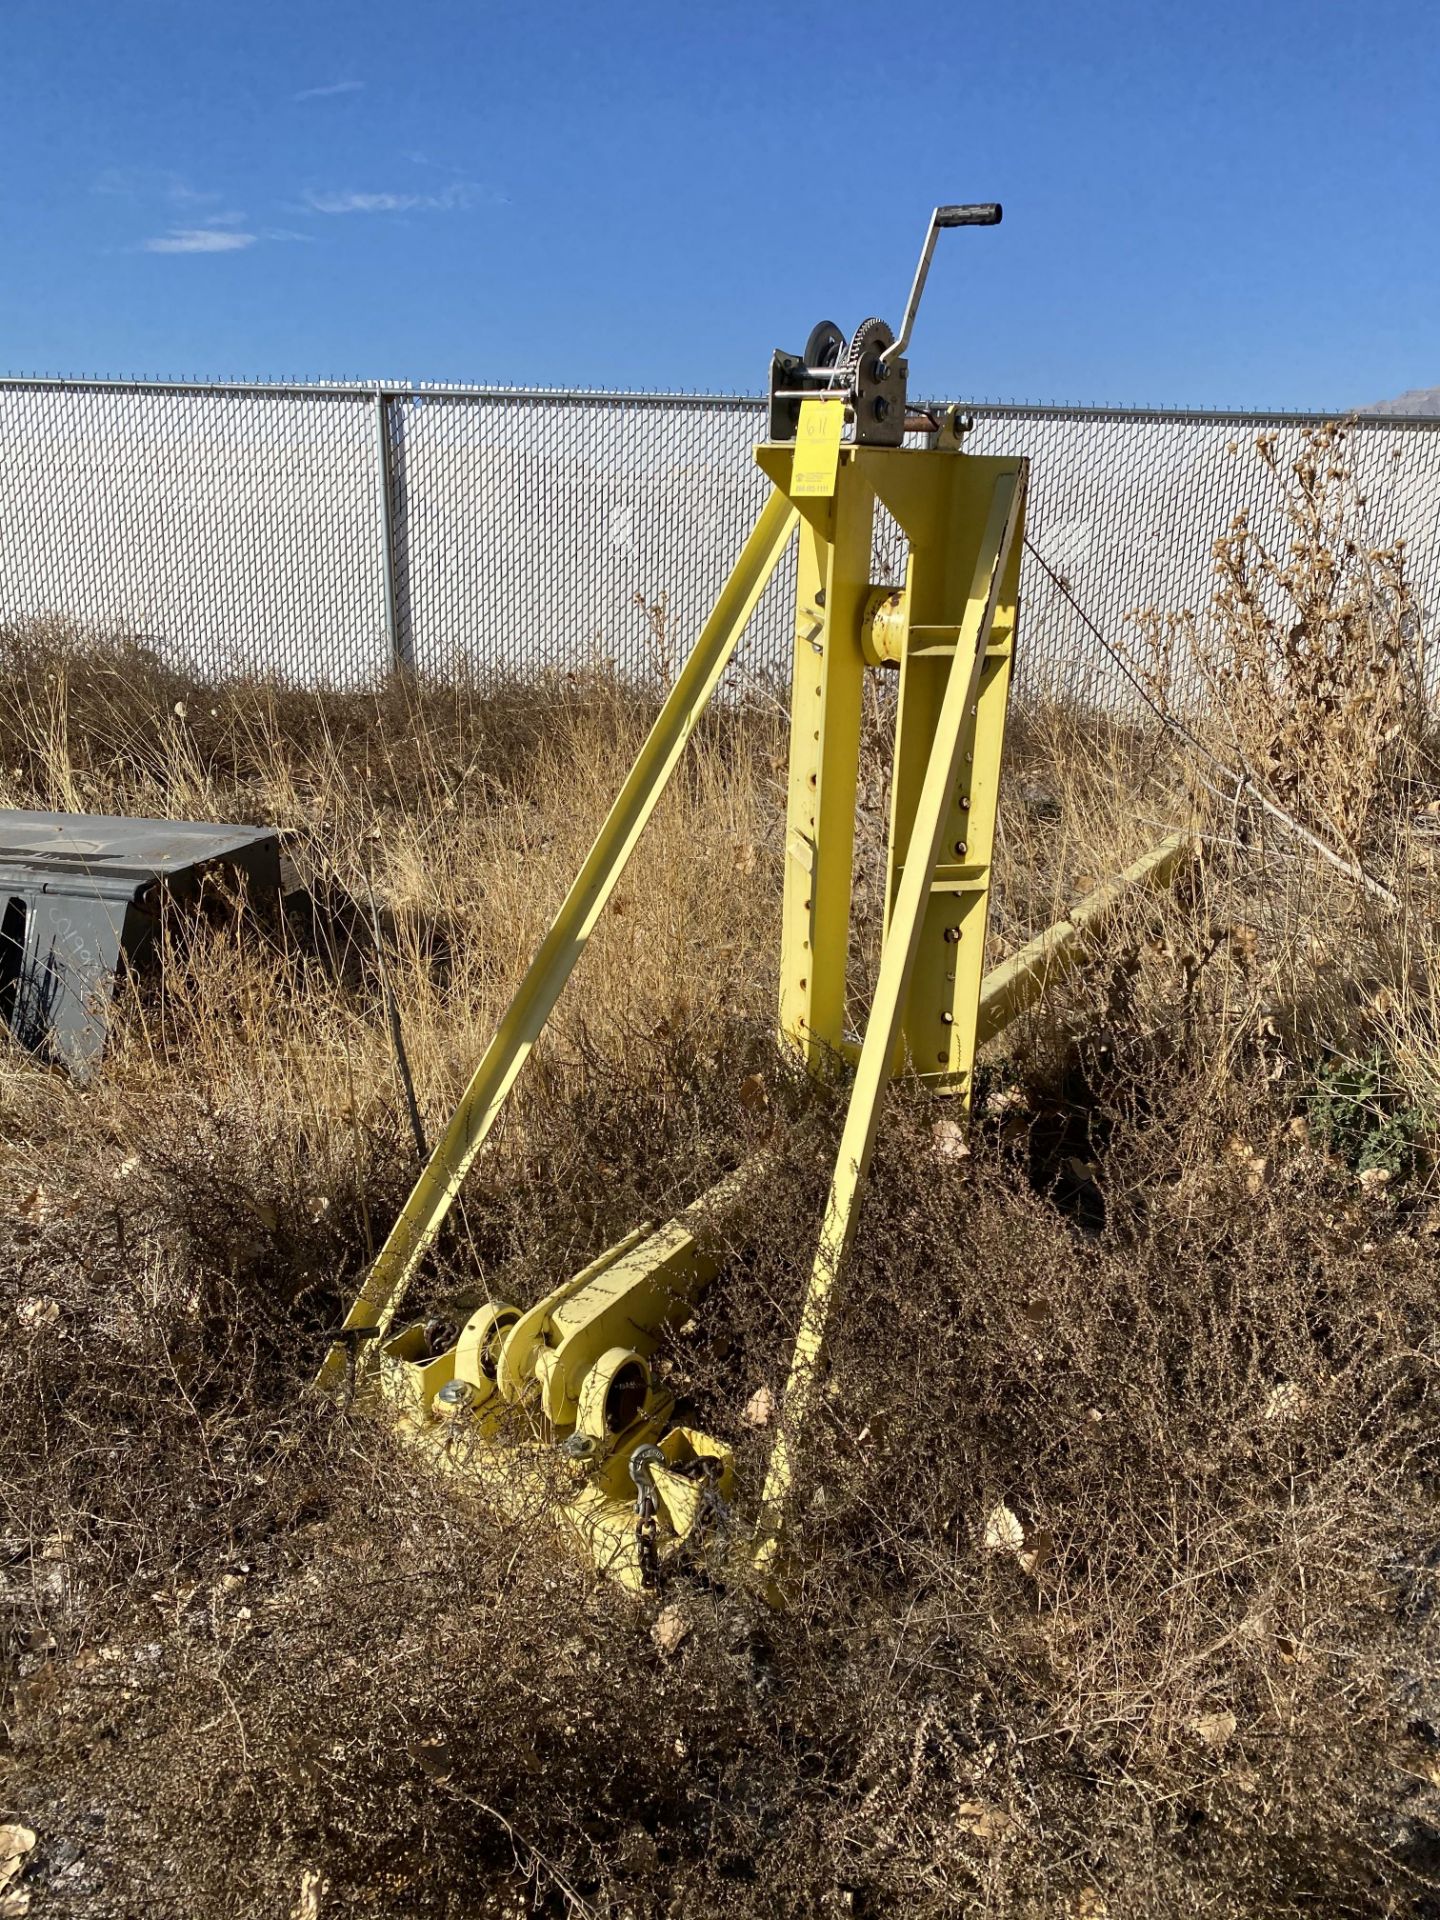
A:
[934,203,1002,227]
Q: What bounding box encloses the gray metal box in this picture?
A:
[0,810,281,1076]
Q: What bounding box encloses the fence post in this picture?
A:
[374,387,409,672]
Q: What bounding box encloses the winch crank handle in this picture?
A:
[879,202,1004,371]
[935,204,1003,227]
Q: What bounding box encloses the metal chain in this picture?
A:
[693,1458,733,1540]
[635,1484,661,1592]
[629,1445,665,1593]
[629,1446,737,1589]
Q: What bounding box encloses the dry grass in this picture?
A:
[1,458,1438,1920]
[1130,424,1430,859]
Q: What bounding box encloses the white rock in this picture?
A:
[983,1502,1025,1555]
[651,1605,692,1657]
[0,1828,35,1893]
[1192,1708,1238,1748]
[742,1385,774,1428]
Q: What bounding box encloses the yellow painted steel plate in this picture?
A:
[790,397,845,497]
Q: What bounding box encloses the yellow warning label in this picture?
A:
[791,397,844,498]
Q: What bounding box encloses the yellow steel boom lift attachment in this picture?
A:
[320,206,1191,1592]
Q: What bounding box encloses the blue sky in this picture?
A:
[2,0,1436,407]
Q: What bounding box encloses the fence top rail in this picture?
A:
[957,399,1440,432]
[0,376,764,409]
[1,372,1439,433]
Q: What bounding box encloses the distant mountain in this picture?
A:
[1364,386,1440,416]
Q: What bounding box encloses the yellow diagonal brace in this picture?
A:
[976,832,1195,1046]
[317,490,798,1393]
[755,464,1026,1563]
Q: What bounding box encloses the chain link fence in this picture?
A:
[3,376,1438,711]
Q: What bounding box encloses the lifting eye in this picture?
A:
[603,1359,649,1434]
[576,1346,655,1442]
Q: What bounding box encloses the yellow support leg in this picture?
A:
[878,455,1022,1098]
[317,490,798,1392]
[758,447,873,1069]
[754,461,1027,1569]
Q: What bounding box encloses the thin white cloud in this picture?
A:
[95,167,219,207]
[302,180,486,215]
[144,227,257,254]
[294,78,365,101]
[166,181,219,207]
[98,171,270,255]
[304,189,423,214]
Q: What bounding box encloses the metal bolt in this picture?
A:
[954,840,967,856]
[943,926,961,943]
[940,1011,954,1025]
[434,1379,476,1421]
